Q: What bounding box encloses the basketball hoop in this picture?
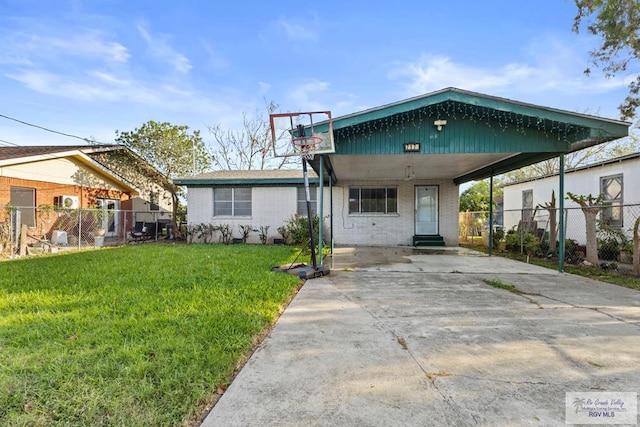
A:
[292,135,322,160]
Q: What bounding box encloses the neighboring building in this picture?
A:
[502,152,640,243]
[178,87,629,248]
[0,145,173,239]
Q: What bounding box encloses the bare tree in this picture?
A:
[537,190,558,254]
[502,136,639,183]
[208,101,297,170]
[567,192,606,266]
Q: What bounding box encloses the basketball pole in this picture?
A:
[297,124,318,269]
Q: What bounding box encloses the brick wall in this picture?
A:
[186,186,307,244]
[185,180,461,246]
[1,176,127,208]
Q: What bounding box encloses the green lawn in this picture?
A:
[0,244,300,426]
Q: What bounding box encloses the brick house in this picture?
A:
[0,145,172,240]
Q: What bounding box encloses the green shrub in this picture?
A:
[505,231,538,254]
[598,237,621,261]
[283,214,320,245]
[492,226,505,249]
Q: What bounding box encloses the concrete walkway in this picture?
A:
[202,247,640,426]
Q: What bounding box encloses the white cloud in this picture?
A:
[4,68,233,118]
[286,79,331,111]
[0,31,129,64]
[388,38,630,100]
[257,81,271,94]
[136,22,192,74]
[201,41,231,72]
[276,17,318,42]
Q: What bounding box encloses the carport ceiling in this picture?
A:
[329,153,518,181]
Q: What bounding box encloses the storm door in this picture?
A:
[415,186,438,235]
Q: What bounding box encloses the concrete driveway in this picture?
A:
[202,247,640,426]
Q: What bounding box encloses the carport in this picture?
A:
[309,88,629,270]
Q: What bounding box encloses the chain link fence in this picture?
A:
[0,205,175,259]
[460,203,640,267]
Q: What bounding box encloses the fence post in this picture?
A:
[488,175,494,256]
[77,209,82,249]
[558,154,565,272]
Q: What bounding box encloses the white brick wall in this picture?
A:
[324,179,459,246]
[186,186,312,244]
[186,180,461,246]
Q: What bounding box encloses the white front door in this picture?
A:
[415,186,438,235]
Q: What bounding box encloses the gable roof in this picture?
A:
[310,87,630,184]
[502,151,640,187]
[175,169,319,186]
[329,87,628,138]
[0,144,173,191]
[0,145,94,161]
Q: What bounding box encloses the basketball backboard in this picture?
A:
[269,111,334,158]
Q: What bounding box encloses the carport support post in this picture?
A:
[488,174,494,256]
[330,174,334,255]
[558,154,565,272]
[318,155,324,265]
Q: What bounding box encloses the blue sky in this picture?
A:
[0,0,635,148]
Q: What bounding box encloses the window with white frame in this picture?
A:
[213,188,252,217]
[600,174,623,227]
[297,186,317,215]
[348,187,397,214]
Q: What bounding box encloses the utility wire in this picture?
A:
[0,138,20,146]
[0,113,101,144]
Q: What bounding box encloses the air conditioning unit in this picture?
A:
[57,195,79,209]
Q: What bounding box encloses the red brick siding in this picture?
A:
[0,176,129,208]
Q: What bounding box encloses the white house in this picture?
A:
[176,88,630,251]
[502,152,640,244]
[176,170,319,244]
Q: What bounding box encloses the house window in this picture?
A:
[600,174,623,227]
[149,191,159,211]
[10,186,36,227]
[348,187,397,214]
[297,186,317,215]
[522,189,533,224]
[213,188,252,217]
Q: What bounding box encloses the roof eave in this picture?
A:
[174,177,319,186]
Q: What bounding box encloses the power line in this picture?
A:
[0,138,20,146]
[0,113,99,144]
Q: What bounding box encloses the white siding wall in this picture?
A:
[502,158,640,244]
[1,157,127,190]
[325,179,459,246]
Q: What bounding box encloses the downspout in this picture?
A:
[318,155,324,265]
[558,153,565,272]
[488,174,494,256]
